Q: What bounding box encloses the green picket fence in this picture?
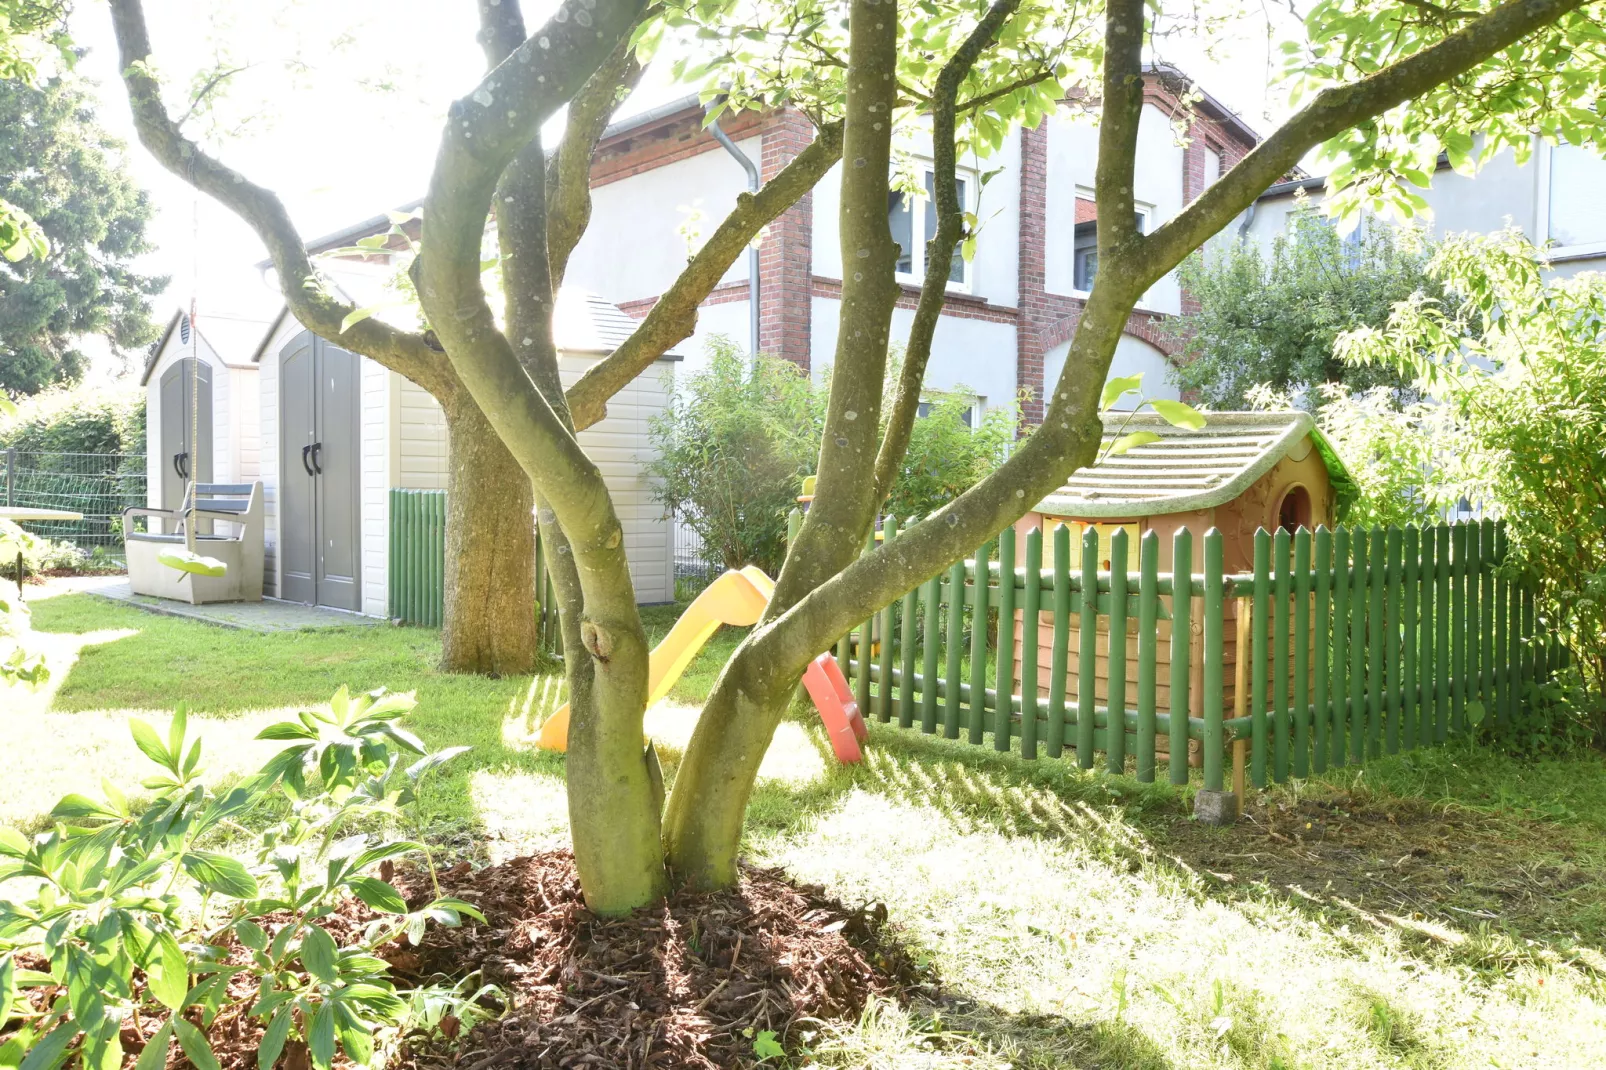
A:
[796,511,1560,792]
[388,487,560,651]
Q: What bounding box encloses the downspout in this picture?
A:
[706,107,761,361]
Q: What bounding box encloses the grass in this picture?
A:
[16,589,1606,1068]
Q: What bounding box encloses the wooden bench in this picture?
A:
[123,482,265,604]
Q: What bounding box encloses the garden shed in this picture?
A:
[140,309,264,526]
[246,287,680,617]
[1016,410,1354,726]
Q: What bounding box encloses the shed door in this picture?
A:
[278,331,361,612]
[158,358,212,523]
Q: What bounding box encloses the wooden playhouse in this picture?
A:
[1014,410,1354,746]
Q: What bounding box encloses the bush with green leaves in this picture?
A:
[647,340,823,576]
[0,386,144,457]
[0,688,479,1070]
[882,389,1020,521]
[0,520,48,689]
[1341,228,1606,740]
[1172,204,1448,408]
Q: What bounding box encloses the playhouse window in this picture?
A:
[1276,484,1312,534]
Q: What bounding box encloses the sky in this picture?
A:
[65,0,1308,382]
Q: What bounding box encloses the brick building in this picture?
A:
[563,65,1261,424]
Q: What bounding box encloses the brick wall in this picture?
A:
[757,111,817,370]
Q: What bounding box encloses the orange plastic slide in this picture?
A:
[534,567,865,762]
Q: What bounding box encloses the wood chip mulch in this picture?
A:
[389,851,919,1070]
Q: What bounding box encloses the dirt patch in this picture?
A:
[1160,790,1605,934]
[391,851,918,1070]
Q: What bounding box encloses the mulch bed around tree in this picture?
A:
[388,851,919,1070]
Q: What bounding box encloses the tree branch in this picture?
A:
[1144,0,1593,277]
[1094,0,1147,254]
[476,0,527,65]
[871,0,1024,506]
[564,119,844,430]
[107,0,452,399]
[548,26,649,290]
[764,0,901,616]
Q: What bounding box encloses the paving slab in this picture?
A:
[74,576,384,633]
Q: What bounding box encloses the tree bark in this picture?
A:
[440,401,538,674]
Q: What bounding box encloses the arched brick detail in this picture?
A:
[1038,309,1181,357]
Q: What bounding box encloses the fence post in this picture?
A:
[968,538,992,745]
[1250,528,1270,788]
[1049,523,1072,759]
[1313,526,1331,774]
[1136,529,1159,784]
[1201,528,1225,793]
[993,524,1017,751]
[4,448,13,507]
[1167,528,1192,786]
[1292,527,1311,780]
[1019,525,1043,759]
[1107,527,1129,773]
[1078,526,1099,767]
[944,556,965,739]
[1272,527,1291,784]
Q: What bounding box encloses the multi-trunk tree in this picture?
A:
[109,0,1606,913]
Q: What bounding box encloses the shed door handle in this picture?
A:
[302,444,316,477]
[310,442,323,474]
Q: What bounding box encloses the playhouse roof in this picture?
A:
[1035,410,1355,519]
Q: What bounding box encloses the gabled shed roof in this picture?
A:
[1036,410,1355,519]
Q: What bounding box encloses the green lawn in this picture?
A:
[16,591,1606,1068]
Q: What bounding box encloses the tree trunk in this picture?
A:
[440,400,538,675]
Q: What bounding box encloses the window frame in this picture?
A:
[1070,191,1153,298]
[889,165,977,293]
[1537,139,1606,261]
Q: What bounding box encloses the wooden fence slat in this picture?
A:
[1250,529,1270,787]
[1020,526,1043,759]
[1481,518,1497,724]
[1137,530,1160,783]
[1048,523,1071,758]
[1348,528,1368,766]
[920,555,942,734]
[898,517,919,729]
[855,527,875,721]
[994,524,1017,751]
[944,557,965,739]
[1435,524,1451,743]
[1313,526,1332,775]
[1079,527,1100,769]
[1385,527,1402,755]
[1418,528,1435,747]
[1107,527,1130,774]
[1293,527,1311,780]
[1272,528,1291,783]
[1451,522,1467,734]
[1331,527,1350,768]
[876,516,899,723]
[968,538,992,745]
[1168,528,1192,785]
[1202,529,1225,791]
[1402,526,1419,751]
[1367,527,1385,758]
[1466,519,1482,728]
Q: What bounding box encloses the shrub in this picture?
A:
[883,388,1020,520]
[0,688,478,1070]
[648,340,822,576]
[0,385,145,457]
[1341,229,1606,739]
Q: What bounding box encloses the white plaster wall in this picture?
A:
[811,122,1021,308]
[1044,102,1185,313]
[563,136,759,305]
[1043,334,1179,409]
[679,300,752,375]
[809,296,1018,413]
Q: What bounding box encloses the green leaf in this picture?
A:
[234,921,269,953]
[346,878,407,915]
[129,718,172,771]
[19,1020,76,1070]
[157,549,228,577]
[1100,374,1144,411]
[172,1018,222,1070]
[134,1022,172,1070]
[339,306,384,333]
[1148,399,1207,431]
[1466,699,1486,726]
[146,931,189,1010]
[308,1003,336,1070]
[169,705,187,759]
[300,925,339,984]
[258,1007,292,1070]
[753,1029,785,1061]
[255,722,318,742]
[0,827,28,859]
[65,943,107,1030]
[81,1018,122,1070]
[333,1003,374,1066]
[0,955,15,1030]
[1106,431,1162,457]
[181,851,259,899]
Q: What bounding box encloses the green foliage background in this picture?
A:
[0,71,164,396]
[1173,206,1446,408]
[0,385,146,456]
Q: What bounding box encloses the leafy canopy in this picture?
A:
[1174,205,1445,408]
[0,73,164,396]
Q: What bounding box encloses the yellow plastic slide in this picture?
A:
[535,566,777,752]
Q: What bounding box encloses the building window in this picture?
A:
[1547,142,1606,251]
[916,398,979,427]
[1204,145,1223,186]
[1073,198,1150,293]
[888,170,971,288]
